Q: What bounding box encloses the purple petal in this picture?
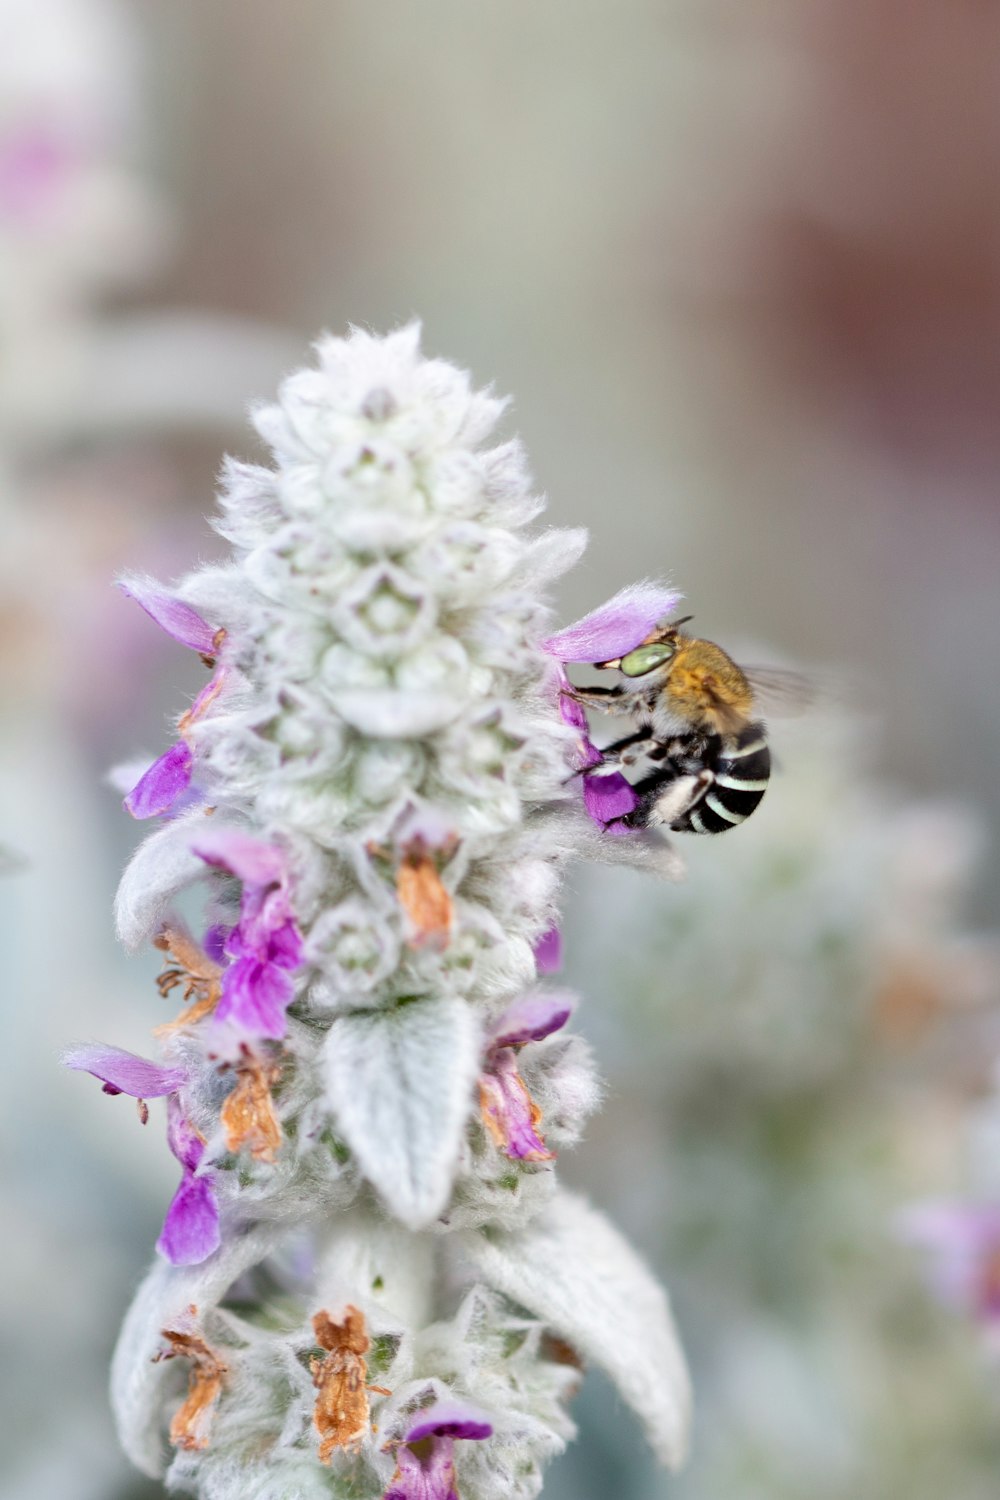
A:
[404,1401,494,1445]
[555,678,603,768]
[480,1050,553,1162]
[543,582,682,663]
[491,990,574,1049]
[214,956,295,1039]
[582,771,640,831]
[63,1043,187,1098]
[203,923,232,965]
[156,1171,221,1266]
[265,912,306,970]
[118,575,220,656]
[166,1097,206,1173]
[192,828,288,888]
[384,1440,459,1500]
[532,926,563,975]
[124,742,193,819]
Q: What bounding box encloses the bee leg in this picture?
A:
[562,728,658,785]
[562,683,627,712]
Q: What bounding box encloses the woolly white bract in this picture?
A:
[98,326,690,1499]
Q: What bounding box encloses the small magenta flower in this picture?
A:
[83,328,690,1499]
[384,1402,493,1500]
[478,992,575,1161]
[157,1099,222,1266]
[190,827,304,1044]
[63,1044,220,1266]
[119,577,227,820]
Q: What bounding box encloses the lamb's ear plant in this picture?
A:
[67,324,691,1500]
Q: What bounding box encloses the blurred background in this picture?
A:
[2,2,1000,1497]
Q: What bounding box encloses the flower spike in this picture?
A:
[84,328,690,1497]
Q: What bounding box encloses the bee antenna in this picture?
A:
[671,614,694,629]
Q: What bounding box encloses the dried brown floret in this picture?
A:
[153,924,223,1033]
[396,846,454,951]
[155,1316,227,1452]
[220,1053,282,1162]
[310,1305,379,1461]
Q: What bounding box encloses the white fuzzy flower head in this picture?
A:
[71,326,690,1500]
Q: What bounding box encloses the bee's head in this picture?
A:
[595,615,692,677]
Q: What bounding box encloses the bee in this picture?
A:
[567,617,804,835]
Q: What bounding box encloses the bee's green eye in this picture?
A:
[619,642,675,677]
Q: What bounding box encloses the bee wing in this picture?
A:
[742,665,821,719]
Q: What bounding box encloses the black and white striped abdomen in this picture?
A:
[671,721,770,835]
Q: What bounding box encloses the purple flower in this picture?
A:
[157,1099,221,1266]
[532,925,563,975]
[63,1045,219,1265]
[478,992,574,1162]
[193,828,304,1043]
[900,1200,1000,1324]
[385,1401,493,1500]
[542,584,682,835]
[119,578,226,821]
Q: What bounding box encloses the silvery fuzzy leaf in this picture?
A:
[459,1190,692,1469]
[111,1223,282,1477]
[115,810,218,951]
[315,1206,436,1331]
[176,563,258,634]
[512,528,589,592]
[323,997,481,1229]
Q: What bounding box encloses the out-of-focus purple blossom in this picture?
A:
[532,925,563,974]
[542,582,680,664]
[63,1042,187,1098]
[900,1200,1000,1324]
[384,1401,493,1500]
[157,1099,220,1266]
[479,991,573,1161]
[193,828,304,1042]
[117,575,223,659]
[0,125,77,221]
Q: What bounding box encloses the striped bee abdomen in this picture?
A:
[669,721,770,835]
